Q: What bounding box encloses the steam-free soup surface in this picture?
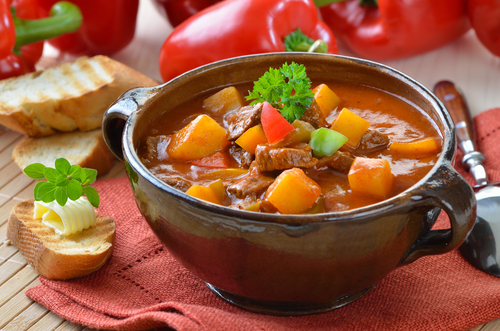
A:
[138,80,442,213]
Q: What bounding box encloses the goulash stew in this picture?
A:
[138,63,442,214]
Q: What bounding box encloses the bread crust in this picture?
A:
[6,199,116,280]
[0,55,158,137]
[12,129,115,176]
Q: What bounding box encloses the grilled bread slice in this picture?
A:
[12,129,114,176]
[0,55,158,137]
[6,199,115,280]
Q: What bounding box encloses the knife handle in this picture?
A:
[433,80,476,155]
[433,80,487,185]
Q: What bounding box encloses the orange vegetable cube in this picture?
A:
[265,168,322,214]
[186,184,222,205]
[167,114,229,161]
[235,124,268,154]
[389,137,440,154]
[203,86,244,115]
[208,179,226,203]
[312,84,341,116]
[348,157,394,199]
[330,108,371,149]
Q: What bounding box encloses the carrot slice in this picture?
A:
[389,137,439,154]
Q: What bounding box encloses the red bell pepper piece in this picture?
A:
[38,0,139,56]
[319,0,470,60]
[159,0,338,82]
[192,151,232,168]
[468,0,500,57]
[152,0,220,27]
[261,102,295,145]
[0,0,82,80]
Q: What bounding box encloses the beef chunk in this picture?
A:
[356,129,390,152]
[300,102,327,128]
[255,143,318,172]
[155,173,191,192]
[229,144,253,168]
[229,195,260,210]
[226,103,263,140]
[227,161,275,199]
[316,150,355,173]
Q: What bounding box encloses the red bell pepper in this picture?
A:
[159,0,338,82]
[468,0,500,57]
[319,0,470,60]
[152,0,220,27]
[38,0,139,56]
[0,0,82,80]
[261,102,295,145]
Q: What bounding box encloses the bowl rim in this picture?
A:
[122,52,456,223]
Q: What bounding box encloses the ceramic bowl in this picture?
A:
[102,53,476,315]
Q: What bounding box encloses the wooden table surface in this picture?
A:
[2,0,500,330]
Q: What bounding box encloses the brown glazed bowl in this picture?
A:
[102,53,476,315]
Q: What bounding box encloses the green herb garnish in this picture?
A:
[284,29,328,53]
[246,62,314,123]
[24,158,100,208]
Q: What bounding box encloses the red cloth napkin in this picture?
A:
[26,109,500,331]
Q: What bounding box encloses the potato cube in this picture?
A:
[203,86,244,115]
[330,108,370,149]
[312,84,341,116]
[348,157,394,199]
[265,168,321,214]
[186,184,222,205]
[235,124,268,154]
[167,114,229,161]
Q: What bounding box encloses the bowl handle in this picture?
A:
[102,86,158,161]
[400,164,476,265]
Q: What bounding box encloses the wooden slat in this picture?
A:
[0,172,34,208]
[0,136,23,170]
[27,310,66,331]
[0,278,40,329]
[54,320,86,331]
[0,130,22,152]
[0,242,19,267]
[0,162,23,188]
[0,265,39,306]
[2,299,49,330]
[0,251,28,286]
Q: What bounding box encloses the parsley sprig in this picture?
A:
[246,62,314,123]
[24,158,100,208]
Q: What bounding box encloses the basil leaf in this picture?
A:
[84,168,98,184]
[84,186,100,208]
[33,181,46,200]
[55,158,71,176]
[37,182,58,203]
[43,167,60,183]
[55,186,68,206]
[24,163,46,179]
[67,178,83,200]
[68,164,82,179]
[55,174,70,186]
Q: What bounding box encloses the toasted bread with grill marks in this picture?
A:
[0,55,158,137]
[12,129,115,176]
[6,199,115,280]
